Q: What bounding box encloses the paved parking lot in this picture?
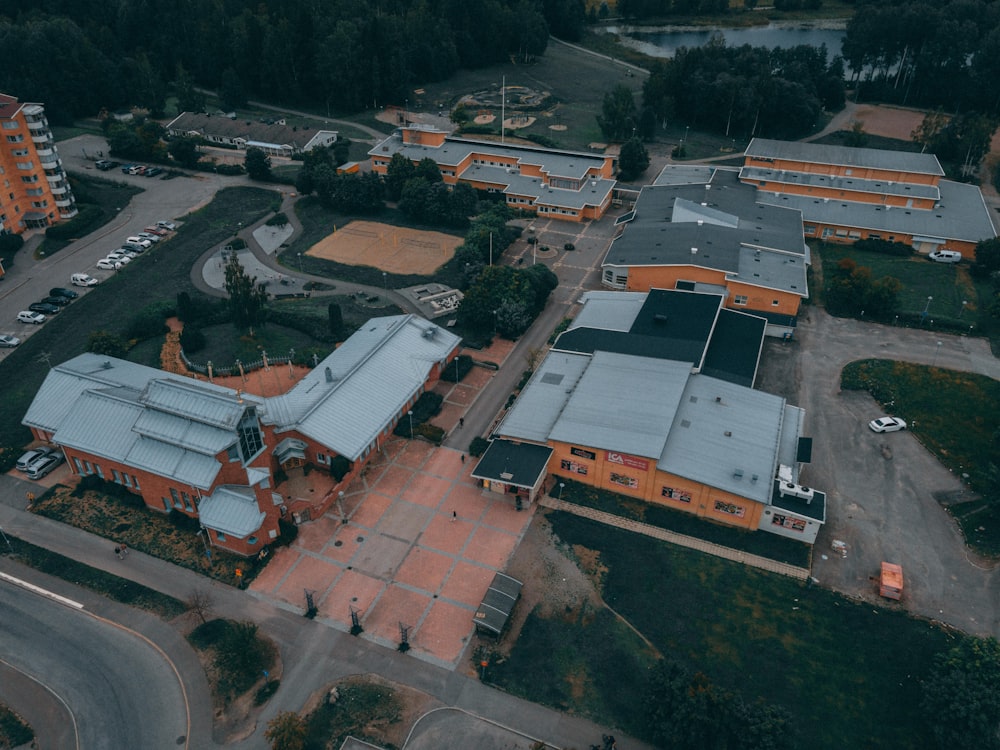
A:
[759,308,1000,636]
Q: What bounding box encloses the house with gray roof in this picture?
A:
[741,137,996,256]
[166,112,338,158]
[23,315,460,557]
[473,291,824,543]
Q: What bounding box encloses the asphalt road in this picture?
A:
[0,573,189,749]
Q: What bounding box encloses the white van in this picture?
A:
[71,273,99,286]
[928,250,962,264]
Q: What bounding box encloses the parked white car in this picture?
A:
[869,416,907,433]
[156,220,177,230]
[928,250,962,264]
[135,232,161,243]
[17,311,46,324]
[96,258,123,270]
[71,273,99,286]
[125,236,152,249]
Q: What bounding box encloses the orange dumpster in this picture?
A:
[879,562,903,600]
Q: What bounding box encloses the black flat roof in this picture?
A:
[471,439,552,489]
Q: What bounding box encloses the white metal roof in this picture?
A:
[140,378,252,430]
[569,291,648,333]
[659,374,789,504]
[126,436,221,489]
[266,315,459,460]
[497,352,591,444]
[132,409,236,455]
[549,352,692,460]
[198,486,266,538]
[53,389,144,462]
[746,138,944,176]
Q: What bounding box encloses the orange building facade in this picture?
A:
[370,126,617,222]
[740,138,995,256]
[0,94,77,235]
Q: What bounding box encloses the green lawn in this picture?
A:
[819,242,979,325]
[0,185,279,452]
[491,511,957,749]
[189,323,331,369]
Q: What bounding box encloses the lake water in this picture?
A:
[604,21,848,61]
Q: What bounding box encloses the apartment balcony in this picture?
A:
[40,157,60,171]
[45,172,65,183]
[36,147,54,158]
[31,131,53,144]
[50,183,68,195]
[57,203,77,216]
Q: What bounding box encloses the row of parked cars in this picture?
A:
[16,286,79,327]
[16,445,65,480]
[120,163,164,178]
[92,220,176,273]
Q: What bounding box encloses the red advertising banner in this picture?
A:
[605,451,649,471]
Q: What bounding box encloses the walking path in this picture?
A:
[540,496,811,581]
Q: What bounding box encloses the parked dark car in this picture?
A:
[144,166,163,177]
[95,159,118,171]
[120,163,135,174]
[28,302,60,315]
[49,287,79,299]
[42,296,72,307]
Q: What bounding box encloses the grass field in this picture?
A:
[819,242,980,324]
[0,186,279,452]
[491,510,957,748]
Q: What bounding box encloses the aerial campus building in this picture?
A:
[473,289,825,544]
[166,112,339,159]
[740,138,997,256]
[601,168,809,338]
[369,125,617,222]
[23,315,460,557]
[0,93,77,235]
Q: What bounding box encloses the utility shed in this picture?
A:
[473,572,523,638]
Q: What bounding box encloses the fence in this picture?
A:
[180,349,296,378]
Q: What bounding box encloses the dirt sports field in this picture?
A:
[305,220,463,275]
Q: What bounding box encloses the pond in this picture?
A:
[603,20,848,63]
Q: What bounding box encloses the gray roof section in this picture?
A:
[166,112,336,153]
[266,315,459,461]
[660,374,789,504]
[758,179,997,243]
[602,175,810,295]
[571,291,648,332]
[746,138,944,176]
[132,408,237,455]
[139,378,251,431]
[461,163,615,211]
[740,165,940,201]
[199,486,266,538]
[497,352,591,444]
[653,164,718,186]
[127,436,222,489]
[549,352,692,460]
[53,389,144,463]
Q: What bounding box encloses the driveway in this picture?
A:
[758,307,1000,636]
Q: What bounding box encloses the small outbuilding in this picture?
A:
[473,572,523,638]
[879,562,903,600]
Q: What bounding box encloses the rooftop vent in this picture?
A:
[697,219,704,226]
[653,313,668,323]
[500,472,514,481]
[691,247,698,255]
[102,361,113,370]
[724,431,733,437]
[715,396,722,403]
[733,468,744,479]
[325,367,333,383]
[422,327,436,338]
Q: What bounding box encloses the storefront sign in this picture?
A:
[606,451,649,471]
[571,447,596,460]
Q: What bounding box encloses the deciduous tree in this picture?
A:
[245,147,272,181]
[922,636,1000,750]
[265,712,306,750]
[224,254,269,330]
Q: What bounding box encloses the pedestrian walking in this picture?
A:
[120,542,128,557]
[451,511,457,522]
[114,546,122,559]
[460,453,465,464]
[459,417,464,428]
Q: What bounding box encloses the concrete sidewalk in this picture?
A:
[0,477,656,750]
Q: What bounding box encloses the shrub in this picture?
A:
[180,326,206,353]
[266,212,289,227]
[440,354,474,382]
[254,679,280,705]
[329,455,351,482]
[216,163,245,176]
[167,509,201,533]
[469,437,490,457]
[852,238,913,257]
[272,518,299,548]
[126,301,174,341]
[415,423,445,444]
[392,392,443,437]
[70,473,146,507]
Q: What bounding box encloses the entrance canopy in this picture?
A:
[471,439,552,490]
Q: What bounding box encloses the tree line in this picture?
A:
[0,0,586,124]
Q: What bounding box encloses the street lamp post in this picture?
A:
[933,340,942,367]
[383,271,388,294]
[493,309,498,336]
[297,252,302,273]
[558,482,565,500]
[337,491,346,524]
[922,296,933,316]
[958,300,968,319]
[407,409,413,439]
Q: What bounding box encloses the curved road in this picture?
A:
[0,576,189,749]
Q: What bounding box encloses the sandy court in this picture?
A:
[306,220,462,275]
[851,104,926,141]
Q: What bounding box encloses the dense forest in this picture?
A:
[0,0,586,123]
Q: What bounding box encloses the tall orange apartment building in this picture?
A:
[0,93,77,236]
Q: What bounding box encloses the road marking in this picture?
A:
[0,571,84,609]
[0,657,80,750]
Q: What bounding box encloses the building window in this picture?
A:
[714,499,745,518]
[734,295,748,306]
[182,492,193,512]
[316,452,329,465]
[162,498,171,511]
[112,469,121,483]
[83,460,92,474]
[216,531,226,542]
[73,457,83,473]
[5,134,23,143]
[132,475,140,490]
[248,536,259,545]
[661,486,692,503]
[772,300,779,306]
[237,408,264,462]
[170,488,181,508]
[1,121,18,130]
